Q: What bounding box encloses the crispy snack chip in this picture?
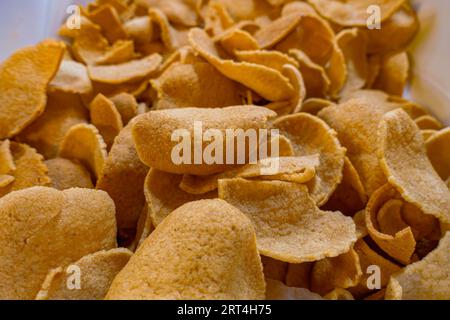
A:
[373,52,409,96]
[189,28,295,101]
[307,0,405,27]
[261,256,288,282]
[106,199,266,300]
[132,106,276,175]
[110,92,138,125]
[336,28,368,96]
[285,262,313,289]
[36,248,132,300]
[365,184,416,264]
[151,61,243,109]
[144,169,217,227]
[324,288,355,300]
[219,179,356,263]
[88,53,162,84]
[319,99,394,195]
[415,115,444,131]
[0,175,14,188]
[378,109,450,225]
[90,94,124,149]
[97,120,149,239]
[0,142,50,198]
[273,113,345,205]
[49,60,93,94]
[88,4,128,44]
[386,232,450,300]
[59,124,108,180]
[95,40,137,65]
[45,158,93,190]
[0,140,15,175]
[180,155,318,195]
[0,40,65,139]
[426,128,450,181]
[310,248,362,295]
[0,187,116,299]
[265,279,323,300]
[17,91,88,159]
[136,0,198,27]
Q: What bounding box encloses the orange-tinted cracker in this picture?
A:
[378,109,450,225]
[307,0,406,27]
[285,262,313,289]
[88,4,128,43]
[219,179,356,263]
[261,256,288,282]
[88,53,162,84]
[90,94,124,149]
[0,142,50,198]
[336,28,368,97]
[0,175,14,188]
[59,124,108,180]
[96,120,149,235]
[318,99,394,195]
[106,199,266,300]
[265,279,323,300]
[365,184,416,264]
[324,288,355,300]
[0,187,116,299]
[310,248,362,295]
[180,155,318,195]
[136,0,198,27]
[289,49,330,98]
[273,113,345,206]
[95,40,137,65]
[17,91,88,159]
[415,115,444,131]
[49,60,93,94]
[189,28,295,101]
[426,128,450,181]
[45,158,93,190]
[110,92,138,125]
[0,40,65,139]
[132,106,276,176]
[151,62,243,110]
[386,232,450,300]
[373,52,409,96]
[0,140,15,175]
[123,16,153,45]
[301,98,334,116]
[36,248,132,300]
[144,169,217,227]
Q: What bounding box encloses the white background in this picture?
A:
[0,0,449,124]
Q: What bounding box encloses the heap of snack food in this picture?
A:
[0,0,449,300]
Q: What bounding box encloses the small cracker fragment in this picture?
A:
[318,99,394,196]
[235,50,299,73]
[415,115,444,131]
[273,113,346,206]
[151,61,243,110]
[378,109,450,225]
[373,51,409,96]
[265,279,323,300]
[336,28,368,96]
[0,142,50,198]
[426,128,450,181]
[45,158,93,190]
[95,40,137,66]
[310,248,362,295]
[136,0,198,27]
[90,94,124,149]
[17,91,89,159]
[0,175,14,188]
[301,98,334,116]
[36,248,132,300]
[88,53,162,84]
[350,239,402,298]
[289,49,330,98]
[365,184,416,264]
[59,124,108,180]
[189,28,294,101]
[106,199,266,300]
[386,232,450,300]
[88,4,128,44]
[0,39,65,139]
[110,92,138,125]
[353,210,368,239]
[324,288,355,300]
[123,16,153,45]
[180,155,318,195]
[144,169,217,227]
[218,179,356,263]
[0,140,15,174]
[261,256,288,282]
[307,0,406,27]
[49,60,93,94]
[96,120,149,237]
[0,187,117,299]
[218,29,259,54]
